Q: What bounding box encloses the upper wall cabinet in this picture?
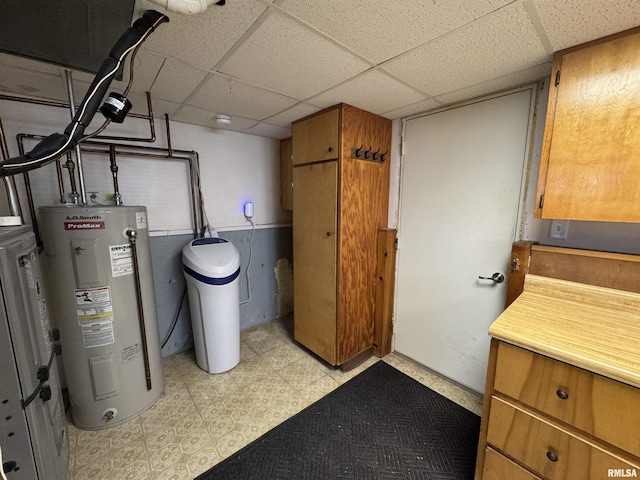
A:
[535,27,640,222]
[291,107,339,165]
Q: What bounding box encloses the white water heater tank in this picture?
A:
[39,205,164,430]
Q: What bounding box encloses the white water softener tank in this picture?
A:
[39,206,164,430]
[183,238,240,374]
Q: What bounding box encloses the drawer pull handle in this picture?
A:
[556,389,569,400]
[546,451,559,462]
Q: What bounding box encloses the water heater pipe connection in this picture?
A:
[126,229,153,391]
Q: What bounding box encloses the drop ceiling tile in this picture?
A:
[186,73,298,120]
[382,2,548,96]
[533,0,640,51]
[382,98,443,120]
[172,104,258,131]
[118,47,166,94]
[243,122,291,139]
[263,102,322,127]
[0,66,67,101]
[434,62,551,106]
[219,12,371,100]
[150,58,208,103]
[136,0,268,69]
[0,51,60,74]
[122,91,181,118]
[278,0,514,64]
[308,70,424,115]
[149,98,181,118]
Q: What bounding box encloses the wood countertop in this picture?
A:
[489,274,640,388]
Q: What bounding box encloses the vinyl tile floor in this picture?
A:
[68,316,484,480]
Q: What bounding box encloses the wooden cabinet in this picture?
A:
[535,26,640,222]
[291,104,391,367]
[475,275,640,479]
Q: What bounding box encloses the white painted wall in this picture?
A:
[0,97,292,234]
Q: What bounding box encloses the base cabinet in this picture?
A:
[476,340,640,480]
[482,447,540,480]
[291,104,391,367]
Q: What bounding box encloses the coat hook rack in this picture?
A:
[350,145,386,163]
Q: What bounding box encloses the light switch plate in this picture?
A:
[549,220,569,239]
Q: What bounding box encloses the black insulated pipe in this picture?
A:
[0,10,169,176]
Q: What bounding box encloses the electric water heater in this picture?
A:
[39,205,164,430]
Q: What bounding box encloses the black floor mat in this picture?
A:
[197,361,481,480]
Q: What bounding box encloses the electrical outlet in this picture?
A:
[549,220,569,239]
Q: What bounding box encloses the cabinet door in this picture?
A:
[291,108,339,165]
[537,29,640,221]
[292,161,338,364]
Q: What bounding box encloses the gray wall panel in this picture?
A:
[150,226,293,357]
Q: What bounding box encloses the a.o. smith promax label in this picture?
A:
[64,214,105,230]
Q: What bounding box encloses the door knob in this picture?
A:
[478,272,505,283]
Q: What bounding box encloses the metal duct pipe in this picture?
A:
[148,0,225,15]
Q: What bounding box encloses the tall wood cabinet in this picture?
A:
[535,26,640,222]
[291,104,391,367]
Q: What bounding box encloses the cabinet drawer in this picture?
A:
[487,396,639,480]
[292,108,339,165]
[494,342,640,456]
[483,447,541,480]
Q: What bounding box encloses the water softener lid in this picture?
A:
[182,237,240,278]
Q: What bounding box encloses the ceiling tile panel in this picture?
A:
[136,0,268,69]
[219,12,371,100]
[148,98,181,118]
[186,73,298,120]
[123,47,166,93]
[308,70,425,115]
[382,2,548,96]
[263,102,322,127]
[434,62,552,106]
[532,0,640,51]
[0,66,67,101]
[244,122,291,139]
[278,0,514,64]
[150,58,208,103]
[1,1,640,139]
[172,104,259,131]
[382,97,443,120]
[0,52,60,74]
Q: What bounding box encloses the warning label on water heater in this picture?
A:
[109,244,133,277]
[75,287,115,348]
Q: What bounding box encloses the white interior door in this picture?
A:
[395,88,534,392]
